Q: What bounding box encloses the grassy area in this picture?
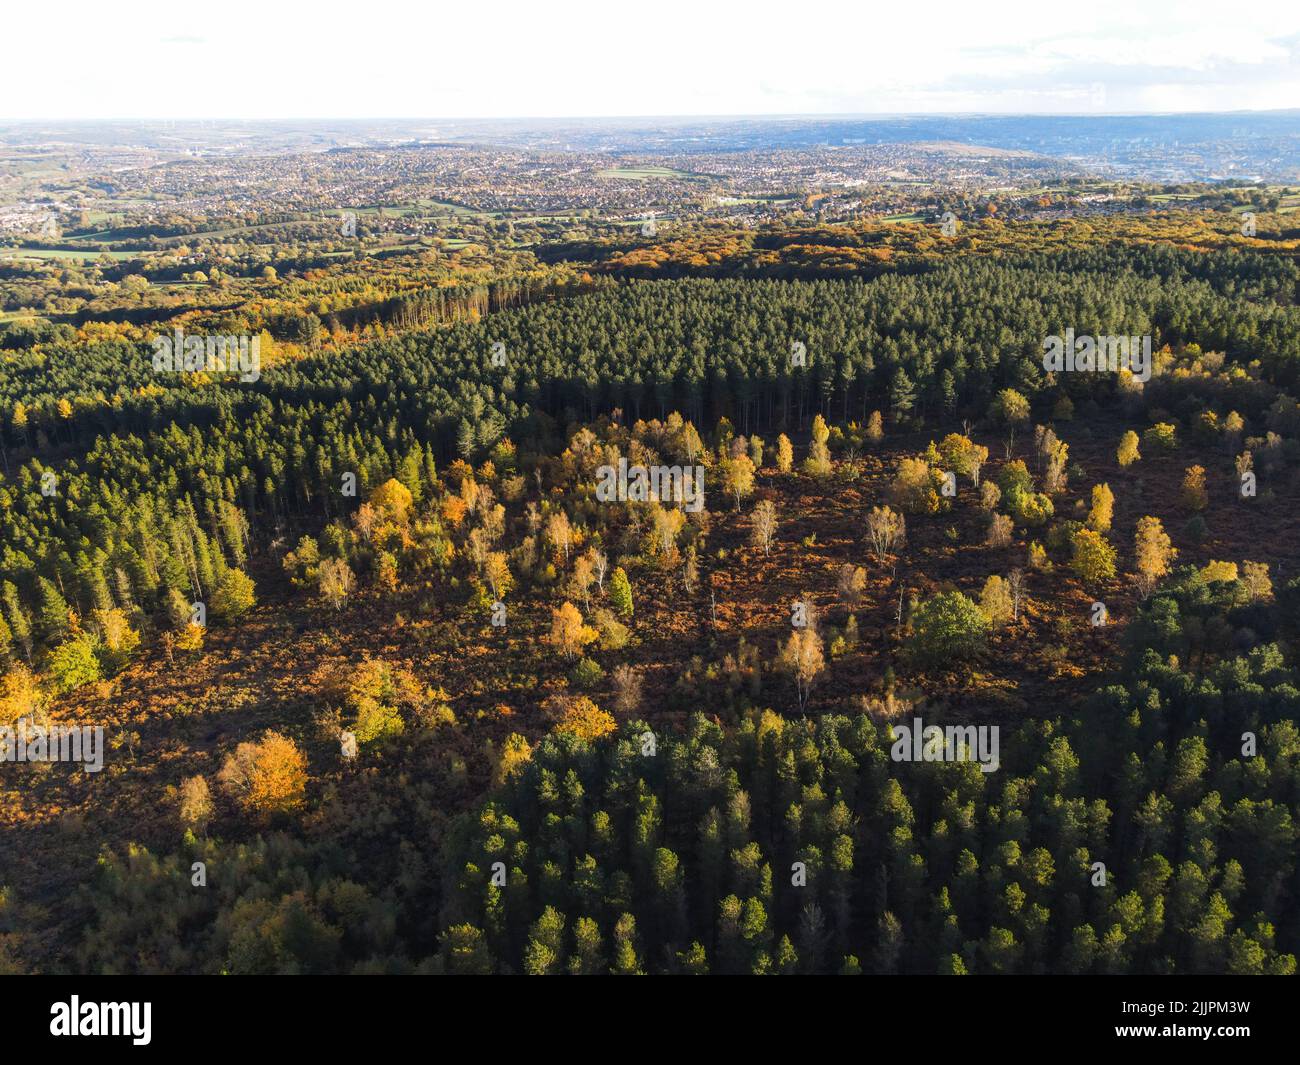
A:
[509,214,584,223]
[417,199,484,216]
[1,247,147,261]
[349,204,420,217]
[597,166,696,180]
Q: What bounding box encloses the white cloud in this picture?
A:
[3,0,1299,119]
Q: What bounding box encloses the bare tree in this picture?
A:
[611,663,643,715]
[1033,424,1054,471]
[545,510,573,564]
[986,513,1014,548]
[682,546,699,594]
[319,558,355,610]
[866,506,906,563]
[777,628,825,714]
[465,527,490,571]
[1008,568,1026,621]
[589,548,609,591]
[750,498,778,555]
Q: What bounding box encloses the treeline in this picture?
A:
[10,244,1300,441]
[353,273,608,333]
[545,212,1300,281]
[4,248,1300,647]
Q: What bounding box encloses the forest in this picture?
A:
[2,213,1299,976]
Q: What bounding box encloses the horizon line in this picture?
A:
[4,108,1300,126]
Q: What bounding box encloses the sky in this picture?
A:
[5,0,1300,120]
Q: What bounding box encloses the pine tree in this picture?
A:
[1,582,32,661]
[610,913,644,975]
[36,577,71,642]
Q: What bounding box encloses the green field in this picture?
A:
[508,213,583,223]
[417,199,486,217]
[1,247,147,261]
[597,166,697,180]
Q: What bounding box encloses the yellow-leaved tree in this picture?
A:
[554,696,617,742]
[370,478,414,526]
[217,731,307,821]
[548,601,596,660]
[1134,516,1176,596]
[1087,483,1114,532]
[1117,430,1140,467]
